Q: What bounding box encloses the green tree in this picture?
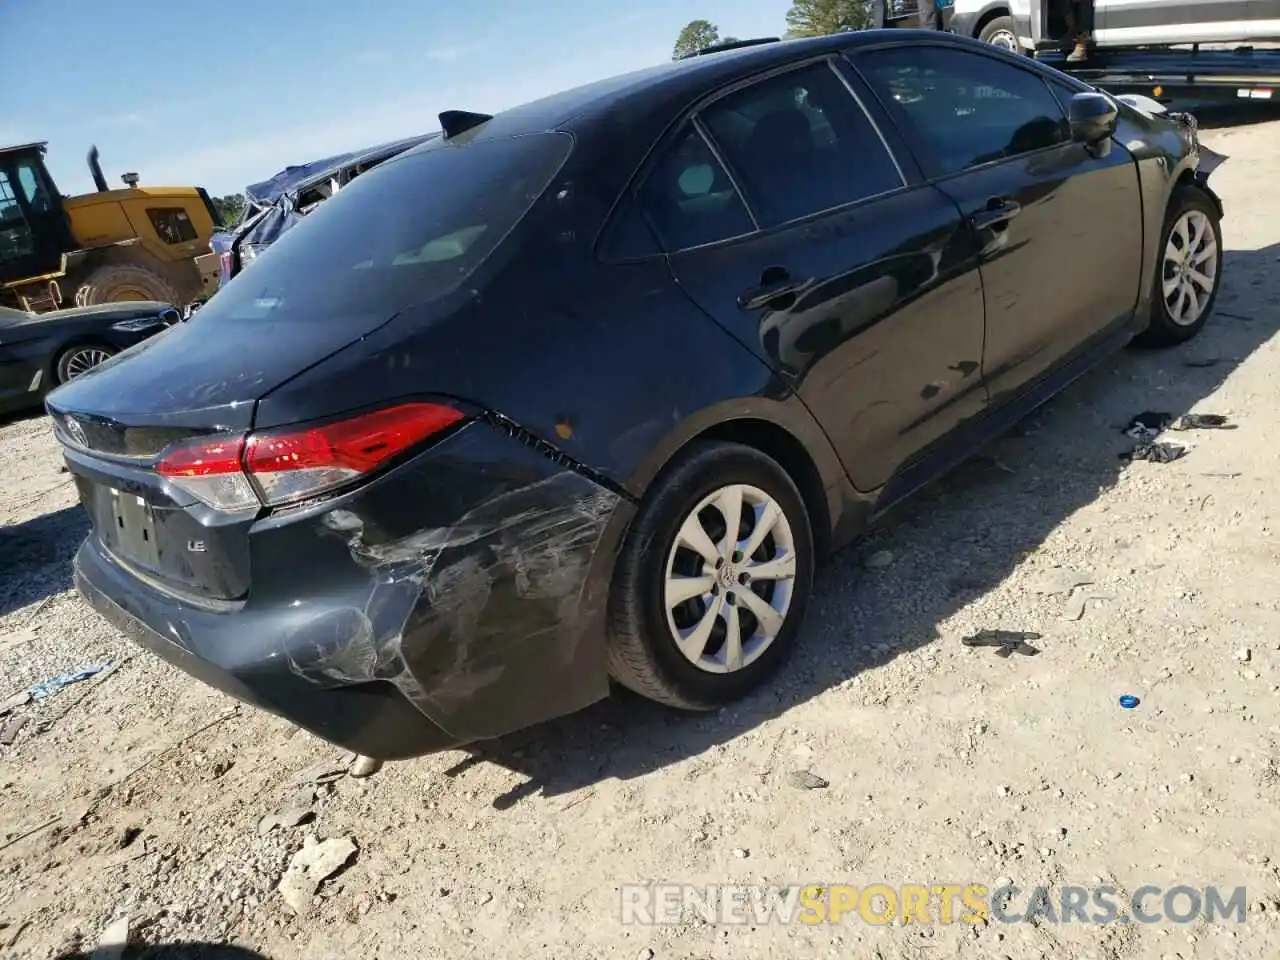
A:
[784,0,872,38]
[673,19,721,59]
[211,193,247,227]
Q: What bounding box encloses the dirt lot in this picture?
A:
[4,114,1280,960]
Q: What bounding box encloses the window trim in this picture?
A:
[635,122,761,256]
[689,115,760,234]
[595,53,916,262]
[847,41,1078,185]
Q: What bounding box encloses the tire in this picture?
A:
[73,263,180,307]
[979,15,1021,52]
[56,343,118,384]
[1133,185,1224,348]
[606,440,815,710]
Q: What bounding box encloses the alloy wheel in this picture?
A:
[1162,209,1218,327]
[663,483,798,674]
[62,347,114,380]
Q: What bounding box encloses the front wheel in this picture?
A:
[1134,185,1223,347]
[606,440,815,710]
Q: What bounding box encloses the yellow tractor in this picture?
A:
[0,142,223,313]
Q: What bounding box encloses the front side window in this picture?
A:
[857,46,1070,176]
[0,171,34,263]
[699,61,904,228]
[15,162,53,214]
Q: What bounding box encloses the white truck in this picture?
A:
[950,0,1280,51]
[946,0,1280,102]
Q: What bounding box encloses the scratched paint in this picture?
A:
[284,472,618,730]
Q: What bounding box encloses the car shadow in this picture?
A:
[0,505,88,618]
[57,945,274,960]
[451,239,1280,808]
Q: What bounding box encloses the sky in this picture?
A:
[2,0,793,198]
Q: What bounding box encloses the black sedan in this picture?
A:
[0,301,180,415]
[47,31,1223,761]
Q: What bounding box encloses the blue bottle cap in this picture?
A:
[1119,694,1140,709]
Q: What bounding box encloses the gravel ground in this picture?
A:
[3,114,1280,960]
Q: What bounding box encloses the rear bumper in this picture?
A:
[72,421,632,760]
[75,546,457,758]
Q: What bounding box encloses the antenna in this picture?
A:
[439,110,494,139]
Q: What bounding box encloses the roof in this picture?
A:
[0,141,49,157]
[438,32,883,138]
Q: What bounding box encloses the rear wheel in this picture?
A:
[1134,186,1223,347]
[607,440,815,710]
[56,343,118,383]
[73,263,180,307]
[979,15,1020,52]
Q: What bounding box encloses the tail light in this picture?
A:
[156,402,465,512]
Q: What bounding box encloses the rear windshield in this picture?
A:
[202,131,573,322]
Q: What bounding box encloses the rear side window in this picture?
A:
[857,47,1069,176]
[699,61,904,228]
[203,132,573,322]
[634,124,756,252]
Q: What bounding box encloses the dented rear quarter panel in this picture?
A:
[254,421,633,743]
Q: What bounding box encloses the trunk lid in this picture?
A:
[48,306,397,604]
[47,307,394,438]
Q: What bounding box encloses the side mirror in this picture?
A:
[1068,92,1118,145]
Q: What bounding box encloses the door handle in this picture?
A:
[737,266,806,310]
[968,198,1021,232]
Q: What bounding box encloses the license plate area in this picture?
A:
[99,486,162,572]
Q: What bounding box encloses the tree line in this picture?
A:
[672,0,873,58]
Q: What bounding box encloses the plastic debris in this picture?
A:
[1170,413,1235,432]
[1119,695,1140,709]
[27,662,112,701]
[1121,441,1188,464]
[1124,411,1173,441]
[961,630,1042,658]
[1121,411,1232,462]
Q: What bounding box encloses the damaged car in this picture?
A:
[217,135,436,288]
[48,31,1223,761]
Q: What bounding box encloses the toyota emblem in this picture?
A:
[64,417,87,447]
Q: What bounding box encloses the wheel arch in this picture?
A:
[622,396,861,559]
[973,4,1012,38]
